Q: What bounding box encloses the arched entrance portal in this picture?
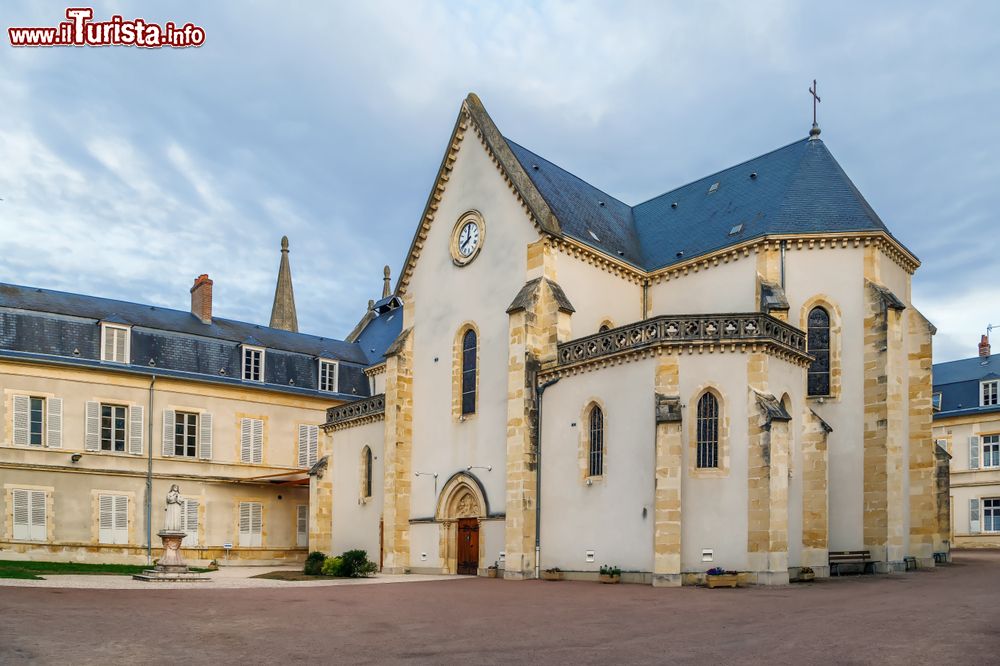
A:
[436,473,488,575]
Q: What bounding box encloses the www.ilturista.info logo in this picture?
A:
[8,8,205,48]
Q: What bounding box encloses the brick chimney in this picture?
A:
[190,274,213,325]
[980,334,991,358]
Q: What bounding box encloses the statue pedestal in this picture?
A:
[133,530,210,583]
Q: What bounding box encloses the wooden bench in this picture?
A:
[829,550,875,576]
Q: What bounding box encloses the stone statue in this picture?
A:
[164,484,183,532]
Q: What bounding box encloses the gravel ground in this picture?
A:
[2,551,998,665]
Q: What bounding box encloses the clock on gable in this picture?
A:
[450,211,485,266]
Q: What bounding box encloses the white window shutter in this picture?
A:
[298,425,309,468]
[161,409,175,457]
[12,395,30,446]
[12,489,29,540]
[129,405,144,455]
[113,495,128,544]
[240,418,252,463]
[970,436,980,469]
[46,398,62,448]
[252,419,263,464]
[308,426,318,467]
[102,327,114,361]
[99,494,114,543]
[199,412,213,460]
[85,401,100,451]
[30,490,46,541]
[251,503,262,546]
[239,502,251,546]
[970,498,981,533]
[182,499,199,547]
[296,505,308,547]
[116,328,128,363]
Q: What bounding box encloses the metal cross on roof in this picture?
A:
[808,79,821,138]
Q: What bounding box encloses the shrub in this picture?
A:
[321,556,345,577]
[303,551,327,576]
[599,565,621,577]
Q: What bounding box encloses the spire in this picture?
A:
[382,265,392,299]
[269,235,299,332]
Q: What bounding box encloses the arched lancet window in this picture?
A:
[807,306,831,396]
[598,320,614,333]
[696,392,719,469]
[461,329,477,415]
[588,405,604,477]
[362,446,373,499]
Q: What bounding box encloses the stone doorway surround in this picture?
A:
[435,472,489,575]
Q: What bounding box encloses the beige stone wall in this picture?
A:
[800,409,830,570]
[551,246,642,337]
[907,309,937,564]
[0,361,327,563]
[936,412,1000,548]
[652,355,682,586]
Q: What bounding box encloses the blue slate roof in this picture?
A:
[0,283,368,364]
[354,308,404,365]
[933,352,1000,418]
[0,282,373,397]
[506,136,909,271]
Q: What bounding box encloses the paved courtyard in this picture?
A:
[2,551,999,665]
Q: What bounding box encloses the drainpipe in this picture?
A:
[534,377,560,579]
[780,240,786,290]
[146,375,156,565]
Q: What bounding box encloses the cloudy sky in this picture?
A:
[1,1,997,361]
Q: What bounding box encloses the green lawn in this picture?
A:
[0,560,212,580]
[252,570,325,581]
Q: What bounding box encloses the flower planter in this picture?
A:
[798,572,815,582]
[599,574,621,584]
[706,573,739,589]
[487,568,498,579]
[541,570,563,581]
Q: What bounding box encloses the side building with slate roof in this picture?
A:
[933,335,1000,548]
[0,238,397,565]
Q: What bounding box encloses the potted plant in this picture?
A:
[705,567,739,588]
[798,566,815,582]
[599,565,621,584]
[541,567,563,581]
[487,562,499,578]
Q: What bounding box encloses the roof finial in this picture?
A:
[382,265,391,299]
[808,79,822,140]
[281,235,289,252]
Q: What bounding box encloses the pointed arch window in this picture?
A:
[807,306,831,396]
[461,329,477,415]
[696,392,719,469]
[588,405,604,477]
[362,446,373,499]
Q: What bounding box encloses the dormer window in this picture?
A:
[982,380,999,407]
[318,359,339,393]
[242,346,264,382]
[100,323,131,363]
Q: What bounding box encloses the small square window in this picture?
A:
[707,182,719,194]
[319,360,339,393]
[932,392,942,412]
[243,346,264,382]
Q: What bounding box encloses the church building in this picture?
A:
[318,93,948,585]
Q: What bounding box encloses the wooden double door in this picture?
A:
[457,518,479,575]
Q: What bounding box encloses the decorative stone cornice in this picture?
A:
[364,362,386,378]
[322,394,385,431]
[541,312,811,380]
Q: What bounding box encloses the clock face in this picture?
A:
[457,221,480,258]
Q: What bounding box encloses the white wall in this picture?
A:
[330,420,383,559]
[553,252,642,336]
[648,256,757,316]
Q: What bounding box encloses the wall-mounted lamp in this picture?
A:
[415,471,438,494]
[585,478,593,486]
[70,453,82,463]
[466,465,492,473]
